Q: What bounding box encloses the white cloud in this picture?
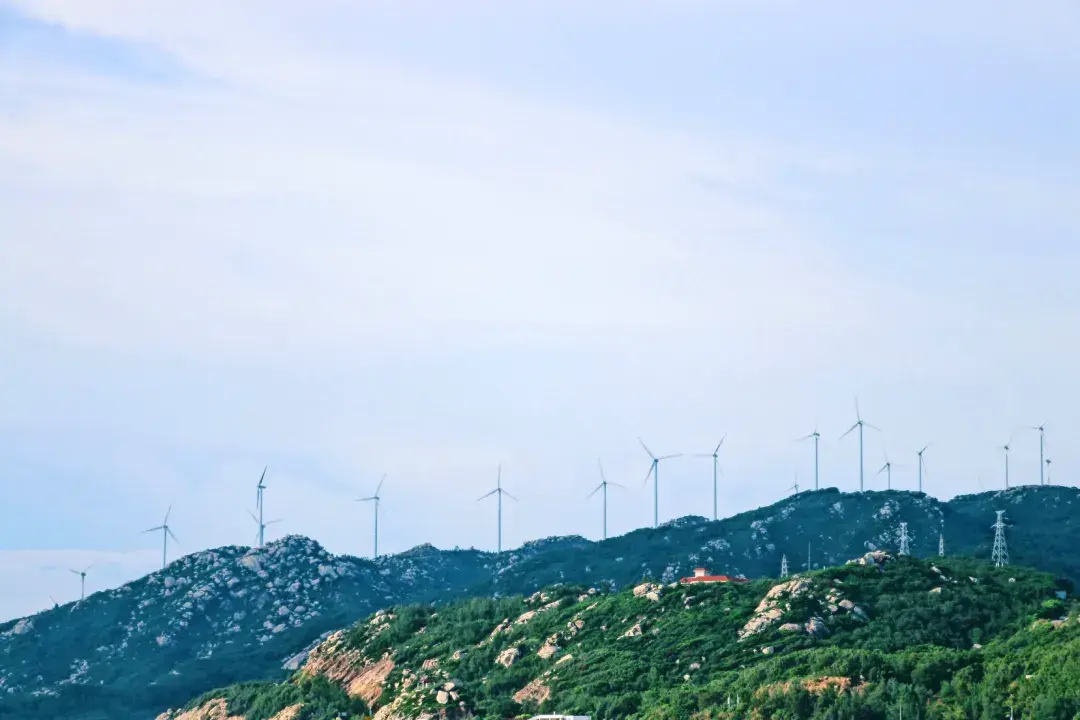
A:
[1,0,1078,623]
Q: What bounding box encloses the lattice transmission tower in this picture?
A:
[938,532,944,557]
[898,522,910,556]
[780,554,789,579]
[991,510,1009,567]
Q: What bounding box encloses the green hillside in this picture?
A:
[1,486,1078,719]
[161,554,1078,719]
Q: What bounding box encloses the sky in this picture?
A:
[1,0,1079,622]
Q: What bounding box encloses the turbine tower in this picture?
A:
[839,399,879,492]
[143,506,178,569]
[589,458,624,540]
[478,464,516,553]
[255,466,267,548]
[898,522,910,556]
[991,510,1009,567]
[692,436,726,521]
[916,445,930,493]
[1046,458,1052,484]
[1030,424,1046,485]
[798,429,821,490]
[877,452,893,490]
[355,474,387,559]
[248,510,281,546]
[69,563,92,601]
[638,438,682,528]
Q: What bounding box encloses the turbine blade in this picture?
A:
[477,489,497,502]
[248,510,259,524]
[839,423,859,440]
[143,526,164,533]
[375,473,387,497]
[637,437,656,459]
[864,422,881,432]
[854,396,861,420]
[265,519,282,526]
[163,505,172,525]
[877,463,887,475]
[356,496,376,502]
[587,483,604,499]
[713,435,726,454]
[597,457,607,484]
[167,528,179,543]
[608,481,628,489]
[502,489,518,502]
[658,453,682,460]
[69,569,80,576]
[259,465,267,487]
[642,464,655,487]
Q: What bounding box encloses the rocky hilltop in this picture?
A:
[159,553,1077,719]
[1,486,1078,719]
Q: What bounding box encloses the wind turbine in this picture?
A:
[69,563,93,601]
[1045,457,1052,485]
[916,445,931,493]
[589,459,625,540]
[691,436,726,520]
[1030,424,1046,485]
[143,506,178,570]
[248,510,282,546]
[788,473,800,495]
[255,466,267,548]
[877,452,893,490]
[355,474,387,559]
[839,399,879,492]
[798,429,821,490]
[477,464,516,553]
[639,438,682,528]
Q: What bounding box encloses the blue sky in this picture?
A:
[1,0,1078,621]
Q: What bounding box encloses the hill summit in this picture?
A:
[1,486,1078,719]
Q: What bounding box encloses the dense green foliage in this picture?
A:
[2,486,1079,720]
[181,555,1077,719]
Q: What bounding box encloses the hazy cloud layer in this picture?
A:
[1,1,1078,621]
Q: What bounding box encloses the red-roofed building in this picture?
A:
[680,567,749,584]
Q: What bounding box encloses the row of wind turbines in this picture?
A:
[62,411,1053,603]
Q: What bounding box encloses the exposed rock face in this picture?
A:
[421,658,439,670]
[620,622,643,638]
[156,699,242,720]
[805,616,829,637]
[496,647,521,667]
[779,622,802,632]
[537,641,559,659]
[300,632,394,706]
[850,550,892,568]
[633,582,663,599]
[436,690,449,704]
[739,578,812,639]
[513,676,552,705]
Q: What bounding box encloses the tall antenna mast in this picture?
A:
[991,510,1009,567]
[898,522,910,556]
[780,554,789,579]
[1002,442,1011,490]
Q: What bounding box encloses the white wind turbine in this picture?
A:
[69,563,93,601]
[143,506,178,570]
[691,436,726,521]
[356,474,387,559]
[589,458,625,540]
[839,399,880,492]
[639,438,683,528]
[478,464,516,553]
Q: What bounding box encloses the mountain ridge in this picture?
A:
[2,486,1078,719]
